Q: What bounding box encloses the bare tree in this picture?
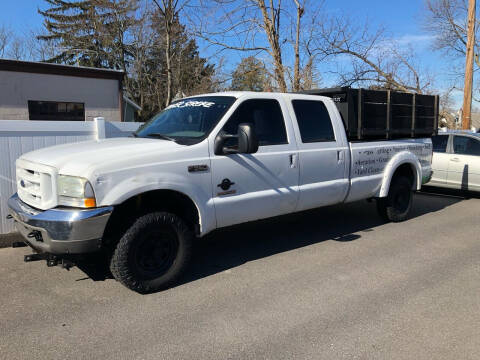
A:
[291,1,323,90]
[6,35,27,60]
[424,0,480,102]
[0,25,11,57]
[194,0,323,92]
[316,17,431,93]
[424,0,474,58]
[151,0,189,106]
[292,0,304,91]
[0,26,55,61]
[255,0,287,92]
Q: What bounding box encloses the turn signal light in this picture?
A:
[84,198,96,208]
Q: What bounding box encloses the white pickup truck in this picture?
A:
[8,91,433,293]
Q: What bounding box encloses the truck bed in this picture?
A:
[345,138,433,202]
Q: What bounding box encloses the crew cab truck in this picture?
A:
[8,90,435,293]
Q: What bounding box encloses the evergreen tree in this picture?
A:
[96,0,138,72]
[231,57,267,91]
[38,0,136,69]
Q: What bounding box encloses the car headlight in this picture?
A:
[57,175,96,208]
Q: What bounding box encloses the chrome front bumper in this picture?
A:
[8,193,113,254]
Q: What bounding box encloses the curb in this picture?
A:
[0,232,24,249]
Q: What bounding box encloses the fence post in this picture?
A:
[94,117,106,140]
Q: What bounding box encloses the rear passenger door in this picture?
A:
[289,98,349,211]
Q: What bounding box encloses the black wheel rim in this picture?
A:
[393,186,410,213]
[133,228,179,280]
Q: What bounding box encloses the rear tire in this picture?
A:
[376,176,413,222]
[110,212,193,293]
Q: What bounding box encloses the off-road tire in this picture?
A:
[376,176,413,222]
[110,212,193,293]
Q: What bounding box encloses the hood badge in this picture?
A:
[188,164,209,173]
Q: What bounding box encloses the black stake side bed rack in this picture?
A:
[301,87,439,141]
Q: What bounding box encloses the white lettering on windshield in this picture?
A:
[166,101,215,110]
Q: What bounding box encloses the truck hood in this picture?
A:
[20,137,184,176]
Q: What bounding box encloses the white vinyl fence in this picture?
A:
[0,118,142,235]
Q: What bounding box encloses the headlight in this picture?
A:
[57,175,96,208]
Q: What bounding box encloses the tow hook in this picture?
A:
[12,242,27,248]
[27,231,43,242]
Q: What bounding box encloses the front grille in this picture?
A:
[16,159,56,210]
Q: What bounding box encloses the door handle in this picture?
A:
[337,150,345,163]
[289,154,298,168]
[450,158,460,162]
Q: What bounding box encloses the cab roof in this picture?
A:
[183,91,329,101]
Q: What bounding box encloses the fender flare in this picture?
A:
[377,151,422,198]
[97,174,215,236]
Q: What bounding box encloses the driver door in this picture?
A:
[210,97,300,228]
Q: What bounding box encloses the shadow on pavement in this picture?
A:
[74,191,463,286]
[179,192,463,287]
[420,185,480,200]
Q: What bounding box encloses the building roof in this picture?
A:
[123,95,142,111]
[0,58,124,81]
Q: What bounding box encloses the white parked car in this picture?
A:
[428,132,480,191]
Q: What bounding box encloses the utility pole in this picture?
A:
[462,0,476,130]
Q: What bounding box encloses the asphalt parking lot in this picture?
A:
[1,190,480,359]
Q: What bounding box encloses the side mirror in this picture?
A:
[214,123,259,156]
[237,123,259,154]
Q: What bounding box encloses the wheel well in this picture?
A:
[103,190,200,244]
[391,163,416,188]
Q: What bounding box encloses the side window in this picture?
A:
[223,99,288,146]
[28,100,85,121]
[453,136,480,156]
[431,135,448,153]
[292,100,335,143]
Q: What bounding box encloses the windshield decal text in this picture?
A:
[166,101,215,110]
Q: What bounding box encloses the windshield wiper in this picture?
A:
[145,133,177,142]
[130,133,138,138]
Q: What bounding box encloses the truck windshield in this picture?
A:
[135,96,236,145]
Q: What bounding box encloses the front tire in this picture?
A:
[376,176,413,222]
[110,212,193,293]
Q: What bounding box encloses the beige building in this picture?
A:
[0,59,138,122]
[471,113,480,131]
